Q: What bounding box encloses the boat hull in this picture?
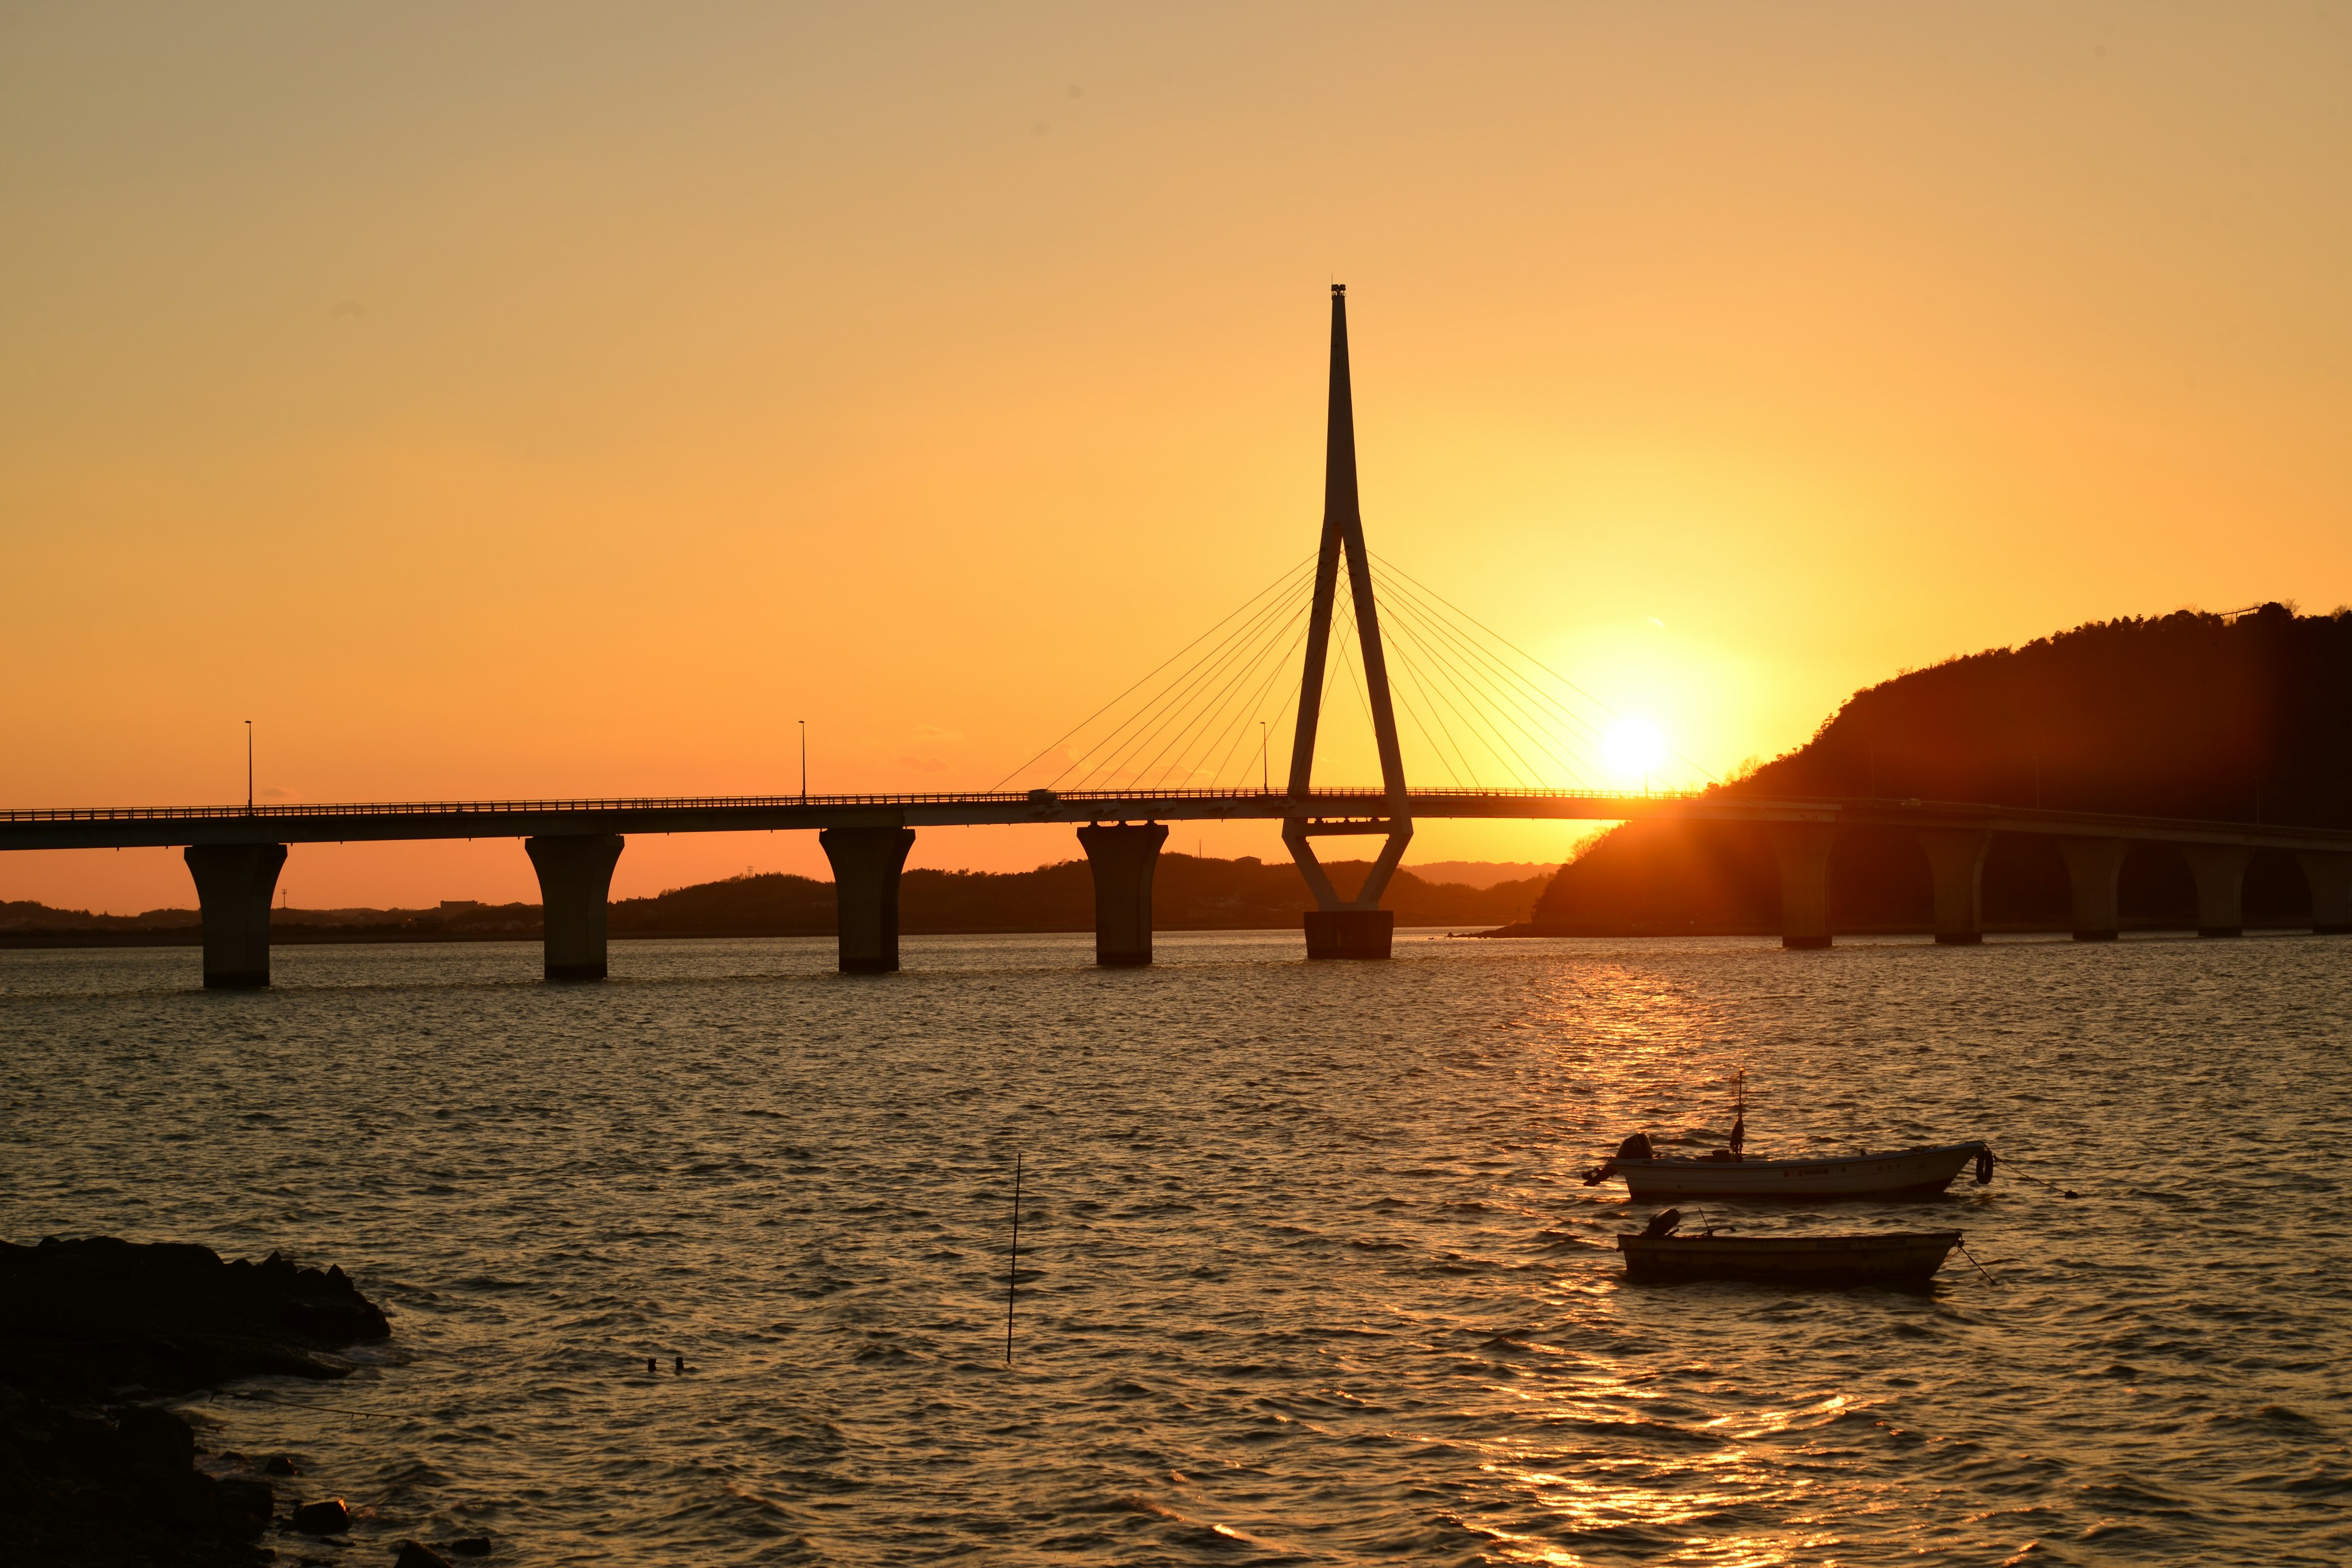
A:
[1619,1230,1961,1287]
[1605,1142,1985,1200]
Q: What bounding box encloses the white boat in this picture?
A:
[1585,1138,1992,1200]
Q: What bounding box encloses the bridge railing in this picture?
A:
[0,785,1705,823]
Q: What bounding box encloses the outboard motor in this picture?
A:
[1583,1130,1656,1185]
[1641,1208,1682,1238]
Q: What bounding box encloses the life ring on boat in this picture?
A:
[1974,1147,1995,1185]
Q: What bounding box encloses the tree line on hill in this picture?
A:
[0,856,1550,946]
[1528,604,2352,935]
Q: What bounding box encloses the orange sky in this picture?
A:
[6,4,2350,913]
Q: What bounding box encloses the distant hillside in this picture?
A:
[1399,860,1564,891]
[1,856,1547,946]
[1531,605,2352,935]
[608,856,1545,935]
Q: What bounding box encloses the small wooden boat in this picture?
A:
[1587,1139,1992,1200]
[1618,1224,1963,1287]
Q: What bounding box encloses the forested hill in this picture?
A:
[2,856,1549,945]
[609,856,1546,935]
[1733,603,2352,824]
[1532,605,2352,934]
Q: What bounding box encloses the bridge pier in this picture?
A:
[184,843,287,989]
[2180,843,2253,937]
[2299,852,2352,934]
[1768,824,1836,949]
[2055,835,2130,941]
[1917,828,1993,944]
[1304,908,1395,960]
[526,833,625,980]
[821,826,915,973]
[1078,823,1167,967]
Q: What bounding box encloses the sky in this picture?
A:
[5,2,2350,912]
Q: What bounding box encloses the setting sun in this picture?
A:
[1603,718,1667,784]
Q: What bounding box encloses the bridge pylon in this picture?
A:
[1284,284,1412,959]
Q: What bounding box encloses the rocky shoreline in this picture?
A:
[0,1236,464,1566]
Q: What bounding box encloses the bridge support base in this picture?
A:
[185,843,287,989]
[2299,852,2352,934]
[1768,824,1836,950]
[2056,835,2130,941]
[1305,908,1393,960]
[2182,843,2252,938]
[1918,828,1992,945]
[526,833,624,980]
[821,826,915,973]
[1079,823,1166,967]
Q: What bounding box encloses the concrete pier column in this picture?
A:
[2055,835,2130,941]
[525,834,625,981]
[184,843,287,989]
[2180,843,2253,938]
[1768,824,1836,949]
[1917,828,1994,945]
[820,826,916,973]
[1304,908,1394,960]
[2298,852,2352,935]
[1077,823,1167,967]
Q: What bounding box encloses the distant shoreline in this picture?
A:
[8,919,2325,952]
[0,921,1504,951]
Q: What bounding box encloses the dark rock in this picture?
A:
[290,1496,352,1535]
[265,1453,302,1476]
[394,1542,454,1567]
[0,1237,391,1566]
[116,1405,197,1471]
[216,1476,275,1536]
[447,1538,494,1556]
[0,1235,391,1400]
[132,1464,218,1529]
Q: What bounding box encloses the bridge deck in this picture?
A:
[4,788,2347,853]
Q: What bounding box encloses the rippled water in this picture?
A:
[3,930,2348,1566]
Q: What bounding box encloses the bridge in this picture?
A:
[9,287,2350,984]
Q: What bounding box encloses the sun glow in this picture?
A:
[1602,719,1668,785]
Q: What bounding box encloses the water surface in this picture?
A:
[2,930,2346,1565]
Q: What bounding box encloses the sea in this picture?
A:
[2,930,2346,1566]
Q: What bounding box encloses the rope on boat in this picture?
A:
[1955,1241,2000,1287]
[1986,1147,2078,1199]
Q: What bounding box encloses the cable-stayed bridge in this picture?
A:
[9,287,2350,985]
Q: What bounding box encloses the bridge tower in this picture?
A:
[1284,284,1412,959]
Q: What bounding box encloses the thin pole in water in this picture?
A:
[1005,1152,1022,1365]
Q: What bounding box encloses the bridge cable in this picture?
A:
[1044,560,1315,792]
[1199,617,1314,789]
[1183,606,1313,791]
[1381,590,1605,789]
[987,552,1314,793]
[1375,576,1609,757]
[1066,573,1312,793]
[1019,562,1306,792]
[1378,622,1468,788]
[1120,591,1314,792]
[1373,552,1719,783]
[1379,596,1558,786]
[1371,576,1615,786]
[1371,564,1618,755]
